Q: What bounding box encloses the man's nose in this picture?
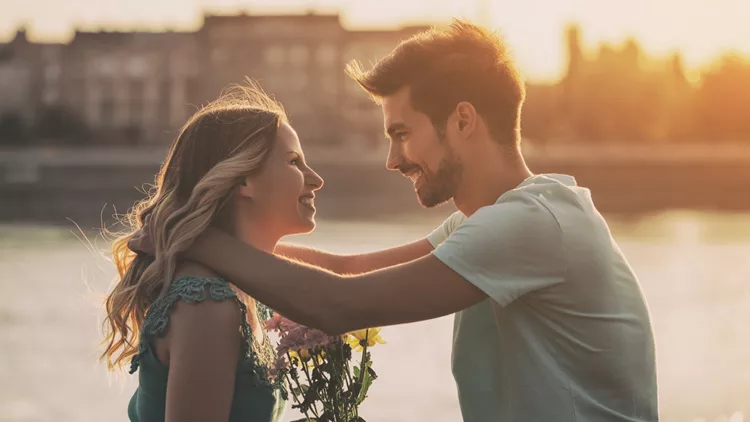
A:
[385,143,403,171]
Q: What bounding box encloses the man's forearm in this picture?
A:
[186,229,483,334]
[188,230,353,332]
[344,239,433,273]
[275,239,433,275]
[274,243,352,274]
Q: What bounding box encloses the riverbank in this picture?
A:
[2,144,750,227]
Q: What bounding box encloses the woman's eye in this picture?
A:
[290,158,301,166]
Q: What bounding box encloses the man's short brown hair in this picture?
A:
[346,19,526,145]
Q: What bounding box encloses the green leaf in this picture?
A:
[357,372,374,405]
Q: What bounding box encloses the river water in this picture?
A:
[0,211,748,422]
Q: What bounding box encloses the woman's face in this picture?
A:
[241,122,324,238]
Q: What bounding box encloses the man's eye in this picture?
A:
[397,132,409,141]
[290,158,301,166]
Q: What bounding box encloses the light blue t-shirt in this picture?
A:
[428,174,658,422]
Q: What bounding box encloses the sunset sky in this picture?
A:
[2,0,749,81]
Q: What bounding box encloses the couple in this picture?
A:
[102,19,658,422]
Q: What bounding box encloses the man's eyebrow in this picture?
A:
[385,122,408,138]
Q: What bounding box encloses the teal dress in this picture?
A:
[127,276,285,421]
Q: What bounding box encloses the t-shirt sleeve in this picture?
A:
[431,192,567,306]
[426,211,467,248]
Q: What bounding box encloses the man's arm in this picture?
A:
[185,200,561,335]
[186,229,486,334]
[273,240,434,275]
[273,211,464,274]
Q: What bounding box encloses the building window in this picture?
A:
[43,64,61,105]
[127,57,148,77]
[288,45,309,67]
[98,78,116,127]
[129,78,146,127]
[42,90,59,105]
[96,57,117,76]
[159,78,171,126]
[100,99,115,127]
[44,64,61,81]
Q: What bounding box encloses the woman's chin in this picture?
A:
[292,217,317,234]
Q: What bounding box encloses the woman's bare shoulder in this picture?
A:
[173,260,223,280]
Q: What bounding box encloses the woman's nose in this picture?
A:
[307,167,324,190]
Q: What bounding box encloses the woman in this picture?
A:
[101,82,324,422]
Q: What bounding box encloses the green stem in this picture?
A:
[329,344,351,422]
[354,330,371,418]
[339,340,354,419]
[309,349,333,411]
[358,331,370,383]
[287,351,320,420]
[284,375,310,420]
[316,351,339,413]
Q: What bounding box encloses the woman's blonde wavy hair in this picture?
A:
[101,81,287,371]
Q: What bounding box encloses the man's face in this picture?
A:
[381,87,463,208]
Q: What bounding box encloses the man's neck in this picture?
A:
[453,147,533,216]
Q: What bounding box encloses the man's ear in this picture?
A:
[237,176,254,199]
[455,101,477,136]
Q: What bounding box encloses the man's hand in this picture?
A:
[274,239,434,275]
[185,228,486,334]
[127,214,155,255]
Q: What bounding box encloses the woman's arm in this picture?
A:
[274,239,434,275]
[164,299,242,422]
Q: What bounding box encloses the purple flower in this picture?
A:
[263,313,284,332]
[273,354,289,370]
[278,325,307,355]
[303,329,334,349]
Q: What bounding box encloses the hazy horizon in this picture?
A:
[2,0,749,81]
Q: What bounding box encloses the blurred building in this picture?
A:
[0,12,428,146]
[0,29,63,128]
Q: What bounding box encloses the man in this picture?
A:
[186,19,658,421]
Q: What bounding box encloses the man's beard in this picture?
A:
[415,147,462,208]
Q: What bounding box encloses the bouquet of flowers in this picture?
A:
[264,314,385,422]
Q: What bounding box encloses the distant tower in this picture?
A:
[670,52,687,84]
[622,37,641,68]
[564,24,583,82]
[559,24,584,139]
